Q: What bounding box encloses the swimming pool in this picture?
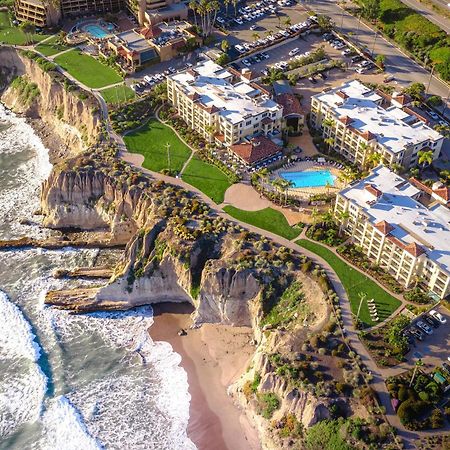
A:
[280,170,336,188]
[77,21,114,39]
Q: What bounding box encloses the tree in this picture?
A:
[19,21,35,45]
[338,166,358,184]
[324,137,335,151]
[362,0,380,22]
[283,17,292,28]
[322,117,335,128]
[223,0,230,16]
[232,0,238,16]
[221,39,230,53]
[316,15,333,32]
[417,150,433,170]
[252,31,260,42]
[439,169,450,185]
[403,82,425,101]
[375,54,385,69]
[189,0,220,39]
[426,95,442,107]
[216,53,230,65]
[366,151,382,168]
[409,359,424,387]
[336,209,350,234]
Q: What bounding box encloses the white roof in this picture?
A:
[340,166,450,273]
[314,80,442,154]
[169,60,281,125]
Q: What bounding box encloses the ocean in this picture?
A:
[0,104,195,450]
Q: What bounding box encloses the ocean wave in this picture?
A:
[0,290,42,361]
[40,396,102,450]
[0,291,47,438]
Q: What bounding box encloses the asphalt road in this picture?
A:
[303,0,450,114]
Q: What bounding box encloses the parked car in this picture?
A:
[442,362,450,374]
[342,48,353,56]
[429,309,447,324]
[416,320,433,335]
[423,315,439,329]
[355,67,367,74]
[250,24,257,30]
[308,76,317,83]
[410,328,425,341]
[439,120,448,127]
[428,111,439,120]
[425,314,440,327]
[289,47,299,56]
[318,72,327,79]
[351,55,363,63]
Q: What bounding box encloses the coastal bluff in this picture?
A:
[0,47,102,158]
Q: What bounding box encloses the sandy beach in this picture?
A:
[149,303,260,450]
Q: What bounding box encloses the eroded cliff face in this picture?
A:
[41,147,340,448]
[0,47,102,156]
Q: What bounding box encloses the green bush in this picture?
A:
[257,392,280,419]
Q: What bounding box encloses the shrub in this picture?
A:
[257,392,280,419]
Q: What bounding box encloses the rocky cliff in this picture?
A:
[0,47,102,157]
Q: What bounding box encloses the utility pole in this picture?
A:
[166,142,171,171]
[426,64,435,96]
[356,292,366,319]
[371,31,378,56]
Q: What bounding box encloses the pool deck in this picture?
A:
[273,160,344,199]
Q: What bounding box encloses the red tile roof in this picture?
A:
[276,93,303,117]
[433,187,450,203]
[393,94,411,106]
[404,242,426,257]
[361,130,376,141]
[140,25,162,39]
[231,136,282,165]
[374,220,393,235]
[365,184,383,198]
[338,115,353,125]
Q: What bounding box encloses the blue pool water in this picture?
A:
[281,170,336,188]
[82,24,109,39]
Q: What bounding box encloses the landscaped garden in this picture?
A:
[35,35,71,56]
[181,156,232,203]
[110,96,156,134]
[124,118,192,173]
[101,84,136,105]
[224,206,302,240]
[0,11,47,45]
[296,239,402,326]
[54,50,122,88]
[386,368,447,430]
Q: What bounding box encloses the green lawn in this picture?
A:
[0,11,48,45]
[124,119,192,173]
[181,156,231,203]
[35,35,71,56]
[54,50,122,89]
[296,239,402,326]
[101,85,136,105]
[223,206,301,240]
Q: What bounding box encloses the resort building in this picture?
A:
[310,80,444,169]
[14,0,186,27]
[14,0,61,27]
[273,80,304,135]
[107,21,195,68]
[335,166,450,299]
[167,60,284,155]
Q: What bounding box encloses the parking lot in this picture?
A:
[403,306,450,372]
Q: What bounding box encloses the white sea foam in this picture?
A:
[0,290,42,362]
[40,396,102,450]
[0,104,52,239]
[0,291,47,438]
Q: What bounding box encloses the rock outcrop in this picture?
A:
[0,47,102,157]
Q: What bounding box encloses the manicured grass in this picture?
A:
[296,239,402,326]
[223,206,301,240]
[181,156,231,203]
[0,11,47,45]
[54,50,122,88]
[35,35,71,56]
[124,119,192,173]
[101,84,136,105]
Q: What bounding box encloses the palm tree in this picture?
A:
[336,209,350,235]
[204,124,215,143]
[189,0,198,28]
[366,151,382,169]
[417,150,433,171]
[19,21,35,45]
[389,163,403,174]
[338,166,358,184]
[252,31,260,42]
[409,359,424,387]
[324,137,335,152]
[322,117,335,129]
[232,0,238,16]
[311,207,320,225]
[224,0,230,16]
[283,17,292,28]
[271,177,285,203]
[221,39,230,53]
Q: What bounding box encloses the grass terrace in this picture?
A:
[296,239,402,326]
[101,85,136,105]
[224,206,301,240]
[124,118,191,173]
[181,156,232,203]
[54,50,122,88]
[35,35,71,56]
[0,11,47,45]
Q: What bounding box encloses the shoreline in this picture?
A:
[149,302,260,450]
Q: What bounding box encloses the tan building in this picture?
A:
[125,0,187,26]
[167,60,283,149]
[310,80,444,169]
[15,0,61,27]
[335,166,450,299]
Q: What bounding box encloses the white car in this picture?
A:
[289,47,299,56]
[355,67,367,74]
[430,309,447,324]
[250,24,257,30]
